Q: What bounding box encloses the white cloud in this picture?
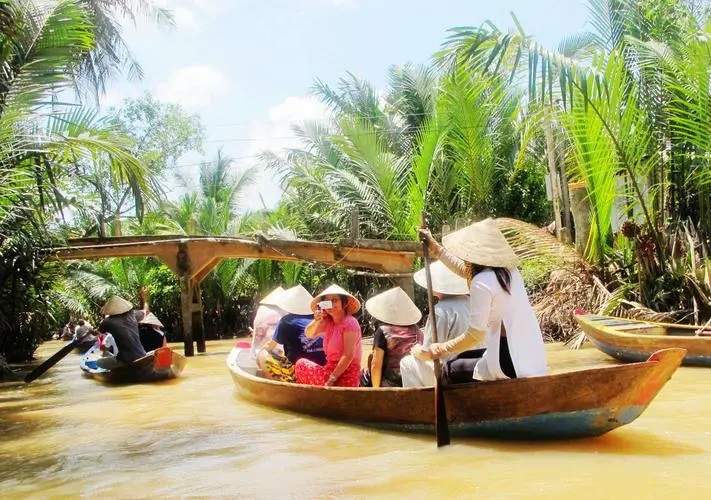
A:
[172,7,200,31]
[155,65,229,111]
[239,96,331,210]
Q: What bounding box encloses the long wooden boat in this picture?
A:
[80,346,187,384]
[575,313,711,366]
[226,346,685,440]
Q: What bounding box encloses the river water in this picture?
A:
[1,339,709,498]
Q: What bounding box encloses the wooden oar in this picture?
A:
[420,212,451,447]
[24,333,90,383]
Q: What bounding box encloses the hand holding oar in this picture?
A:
[420,212,451,447]
[24,332,91,383]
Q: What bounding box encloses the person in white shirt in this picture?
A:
[414,218,548,383]
[400,260,472,387]
[249,286,286,360]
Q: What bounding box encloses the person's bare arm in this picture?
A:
[370,347,385,388]
[139,286,150,315]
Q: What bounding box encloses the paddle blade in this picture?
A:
[435,379,451,447]
[24,341,77,383]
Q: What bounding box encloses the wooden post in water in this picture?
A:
[193,282,206,353]
[177,243,195,357]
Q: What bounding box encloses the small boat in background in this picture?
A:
[575,313,711,366]
[80,346,187,384]
[226,345,685,440]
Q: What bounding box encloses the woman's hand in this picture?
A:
[416,228,441,256]
[428,342,446,359]
[324,373,337,387]
[411,344,433,361]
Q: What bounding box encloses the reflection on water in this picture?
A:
[2,340,711,498]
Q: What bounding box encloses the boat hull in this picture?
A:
[227,346,685,440]
[81,347,187,384]
[576,314,711,366]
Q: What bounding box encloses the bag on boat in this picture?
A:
[263,353,296,382]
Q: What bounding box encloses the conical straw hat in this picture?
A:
[442,218,519,269]
[274,285,314,316]
[101,296,133,316]
[140,312,164,328]
[311,284,361,314]
[365,287,422,326]
[413,260,470,295]
[259,286,285,306]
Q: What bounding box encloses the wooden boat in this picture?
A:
[575,313,711,366]
[226,346,685,440]
[80,346,187,384]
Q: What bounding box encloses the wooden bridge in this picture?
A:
[54,234,422,356]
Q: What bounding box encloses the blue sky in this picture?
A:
[106,0,590,209]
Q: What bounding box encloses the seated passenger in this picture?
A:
[360,287,422,387]
[400,260,472,387]
[296,284,362,387]
[257,285,325,381]
[139,313,167,351]
[250,286,285,359]
[96,288,149,369]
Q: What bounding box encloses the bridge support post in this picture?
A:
[179,275,194,357]
[193,282,206,353]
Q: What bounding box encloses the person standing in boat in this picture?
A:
[249,286,286,359]
[296,284,362,387]
[360,287,422,387]
[257,285,325,381]
[400,260,472,387]
[414,218,548,383]
[96,287,150,369]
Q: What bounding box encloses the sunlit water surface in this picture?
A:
[1,340,710,498]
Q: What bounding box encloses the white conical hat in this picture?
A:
[140,312,164,328]
[365,287,422,326]
[100,296,133,316]
[311,284,361,314]
[413,260,470,295]
[442,218,519,268]
[274,285,314,316]
[259,286,285,306]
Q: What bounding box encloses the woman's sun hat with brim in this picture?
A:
[442,218,519,269]
[259,286,285,306]
[413,260,470,296]
[100,296,133,316]
[365,287,422,326]
[274,285,314,316]
[140,312,164,328]
[311,284,361,315]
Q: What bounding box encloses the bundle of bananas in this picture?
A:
[264,353,296,382]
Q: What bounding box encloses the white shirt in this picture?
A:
[250,304,285,358]
[423,296,474,360]
[467,269,548,381]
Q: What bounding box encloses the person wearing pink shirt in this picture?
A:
[295,284,362,387]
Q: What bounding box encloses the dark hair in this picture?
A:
[469,264,512,295]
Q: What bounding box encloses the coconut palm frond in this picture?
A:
[497,217,579,264]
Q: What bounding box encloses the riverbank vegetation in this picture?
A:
[1,0,709,365]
